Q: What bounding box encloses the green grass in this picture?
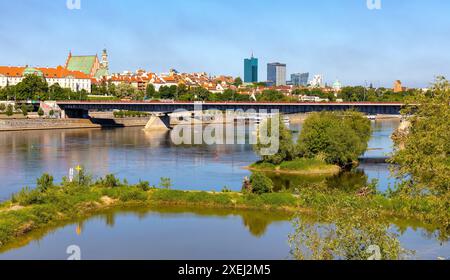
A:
[250,158,340,175]
[0,173,448,250]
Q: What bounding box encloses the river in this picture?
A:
[0,119,448,259]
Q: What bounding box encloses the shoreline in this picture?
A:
[0,117,149,132]
[1,183,445,252]
[244,166,341,176]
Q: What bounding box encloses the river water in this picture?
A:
[0,120,448,259]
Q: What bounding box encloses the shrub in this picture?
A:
[0,103,5,111]
[118,188,148,202]
[38,107,44,117]
[5,104,14,116]
[136,180,151,191]
[11,187,45,206]
[101,174,120,188]
[36,173,54,193]
[250,173,273,195]
[221,186,232,193]
[159,177,172,189]
[21,104,28,116]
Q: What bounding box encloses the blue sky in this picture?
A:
[0,0,449,87]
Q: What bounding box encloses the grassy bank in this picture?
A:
[0,173,448,249]
[248,158,341,176]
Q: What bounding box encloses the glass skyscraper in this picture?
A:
[267,62,287,86]
[244,55,258,83]
[291,73,309,86]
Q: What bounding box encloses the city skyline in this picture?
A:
[1,0,450,87]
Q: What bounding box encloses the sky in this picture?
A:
[0,0,449,88]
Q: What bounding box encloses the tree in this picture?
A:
[234,77,243,87]
[159,177,172,189]
[254,115,297,165]
[38,107,44,117]
[115,83,142,100]
[14,74,48,100]
[145,83,156,99]
[0,103,5,112]
[36,173,54,193]
[257,90,285,102]
[390,77,450,196]
[5,104,14,116]
[21,104,28,116]
[289,208,407,260]
[248,173,273,195]
[298,111,372,167]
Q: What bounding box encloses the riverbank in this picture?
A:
[0,117,149,132]
[1,174,448,250]
[247,158,341,176]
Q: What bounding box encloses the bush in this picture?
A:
[36,174,54,193]
[38,107,44,117]
[136,180,151,191]
[159,177,172,189]
[101,174,120,188]
[0,103,5,112]
[5,104,14,116]
[21,104,28,116]
[11,187,46,206]
[250,173,273,195]
[221,186,232,193]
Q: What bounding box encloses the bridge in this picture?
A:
[56,101,404,130]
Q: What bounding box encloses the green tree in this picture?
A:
[234,77,243,87]
[257,90,285,102]
[298,111,372,167]
[0,103,5,112]
[254,115,297,165]
[249,173,273,195]
[5,104,14,116]
[20,104,28,116]
[159,177,172,189]
[14,74,48,100]
[38,107,44,117]
[145,83,156,99]
[289,208,408,260]
[36,173,54,193]
[390,77,450,195]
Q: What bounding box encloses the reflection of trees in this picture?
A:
[264,170,369,193]
[289,209,413,260]
[241,212,273,237]
[105,212,115,227]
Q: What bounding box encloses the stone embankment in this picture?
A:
[0,117,149,132]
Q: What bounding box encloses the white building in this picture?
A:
[0,66,91,93]
[310,74,324,88]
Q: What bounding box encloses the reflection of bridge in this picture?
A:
[56,101,403,129]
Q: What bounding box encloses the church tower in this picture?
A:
[101,49,109,70]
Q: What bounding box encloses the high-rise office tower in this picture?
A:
[244,55,258,83]
[267,63,286,86]
[291,73,309,86]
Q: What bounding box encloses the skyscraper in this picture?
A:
[244,55,258,83]
[267,63,286,86]
[310,74,324,88]
[291,73,309,86]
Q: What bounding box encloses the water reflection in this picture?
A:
[0,205,447,260]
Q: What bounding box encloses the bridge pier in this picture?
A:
[144,114,171,130]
